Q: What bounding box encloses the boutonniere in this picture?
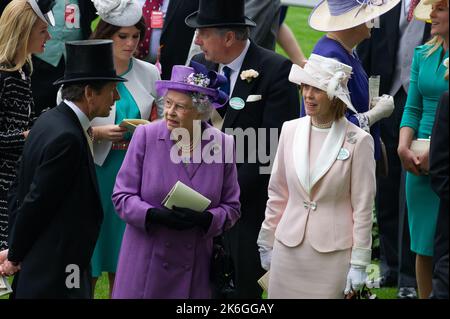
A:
[240,69,259,83]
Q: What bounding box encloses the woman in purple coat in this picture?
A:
[111,62,241,299]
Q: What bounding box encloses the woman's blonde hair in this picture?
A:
[424,0,449,57]
[0,0,38,72]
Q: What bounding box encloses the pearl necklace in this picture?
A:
[175,135,200,163]
[311,119,333,129]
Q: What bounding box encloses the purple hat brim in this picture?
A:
[156,79,229,109]
[156,81,219,97]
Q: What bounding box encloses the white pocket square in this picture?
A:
[246,95,262,102]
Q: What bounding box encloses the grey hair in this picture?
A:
[190,93,213,121]
[61,82,110,101]
[214,27,250,41]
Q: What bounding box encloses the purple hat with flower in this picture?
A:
[155,61,229,109]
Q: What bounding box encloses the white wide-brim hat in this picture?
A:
[309,0,401,32]
[92,0,142,27]
[289,54,357,113]
[415,0,448,22]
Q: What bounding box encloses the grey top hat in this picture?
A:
[54,40,127,86]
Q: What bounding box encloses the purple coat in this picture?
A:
[111,120,241,299]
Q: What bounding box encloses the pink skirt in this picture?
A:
[268,231,351,299]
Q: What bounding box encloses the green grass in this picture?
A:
[275,6,325,58]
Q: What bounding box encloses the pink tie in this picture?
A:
[407,0,420,22]
[137,0,163,59]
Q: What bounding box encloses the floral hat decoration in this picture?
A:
[156,61,229,109]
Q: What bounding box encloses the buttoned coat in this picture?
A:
[258,117,375,258]
[192,41,299,298]
[7,102,103,298]
[111,120,240,299]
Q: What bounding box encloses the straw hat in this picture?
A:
[415,0,448,22]
[309,0,401,32]
[288,54,357,113]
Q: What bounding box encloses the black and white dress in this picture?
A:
[0,64,35,250]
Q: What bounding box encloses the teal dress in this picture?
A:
[400,44,449,256]
[91,68,141,277]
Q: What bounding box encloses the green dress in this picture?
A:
[400,44,449,256]
[91,67,141,277]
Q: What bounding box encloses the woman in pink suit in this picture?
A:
[111,62,240,299]
[257,54,376,299]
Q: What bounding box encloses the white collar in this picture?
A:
[64,99,91,132]
[293,116,348,195]
[220,40,251,74]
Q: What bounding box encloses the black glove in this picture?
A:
[172,206,213,232]
[145,207,196,231]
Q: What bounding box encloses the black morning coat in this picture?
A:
[7,102,103,298]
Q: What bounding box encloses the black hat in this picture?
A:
[28,0,56,26]
[185,0,256,29]
[54,40,127,86]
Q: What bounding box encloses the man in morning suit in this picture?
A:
[0,40,125,298]
[357,0,430,298]
[429,91,449,299]
[187,0,300,299]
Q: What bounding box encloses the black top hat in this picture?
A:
[28,0,56,26]
[54,40,127,86]
[185,0,256,29]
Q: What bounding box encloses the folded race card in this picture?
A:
[119,119,150,133]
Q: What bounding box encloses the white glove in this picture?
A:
[364,94,395,126]
[344,265,367,295]
[259,246,273,271]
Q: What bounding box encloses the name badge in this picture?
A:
[229,97,245,110]
[65,4,80,29]
[337,148,350,161]
[151,11,164,29]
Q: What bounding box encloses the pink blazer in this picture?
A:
[258,117,376,265]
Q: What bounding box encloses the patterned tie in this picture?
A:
[407,0,420,22]
[87,127,94,141]
[138,0,163,60]
[86,127,94,155]
[218,66,232,117]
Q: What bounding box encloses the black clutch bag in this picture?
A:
[210,235,236,299]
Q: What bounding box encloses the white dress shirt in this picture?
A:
[219,40,251,96]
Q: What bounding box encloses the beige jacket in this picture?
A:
[257,116,376,265]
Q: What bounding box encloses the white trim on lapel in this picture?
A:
[293,116,311,195]
[310,117,348,189]
[91,104,116,166]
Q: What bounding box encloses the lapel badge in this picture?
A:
[230,97,246,110]
[337,148,350,161]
